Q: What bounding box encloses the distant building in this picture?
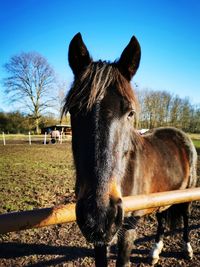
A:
[41,124,71,135]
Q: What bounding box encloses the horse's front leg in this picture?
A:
[94,245,108,267]
[116,217,138,267]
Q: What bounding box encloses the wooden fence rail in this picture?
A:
[0,187,200,234]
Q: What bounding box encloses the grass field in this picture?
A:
[188,133,200,148]
[192,139,200,149]
[0,143,75,213]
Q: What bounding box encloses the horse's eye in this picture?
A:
[128,109,135,119]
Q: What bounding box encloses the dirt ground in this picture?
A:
[0,145,199,266]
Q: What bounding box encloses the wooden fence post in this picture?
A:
[44,132,47,145]
[2,132,6,145]
[29,132,31,145]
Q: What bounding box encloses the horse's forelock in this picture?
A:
[62,61,138,115]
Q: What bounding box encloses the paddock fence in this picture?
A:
[0,187,200,234]
[0,132,71,145]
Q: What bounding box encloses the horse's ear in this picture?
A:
[68,33,92,76]
[117,36,141,81]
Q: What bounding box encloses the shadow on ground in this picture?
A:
[0,242,93,266]
[0,220,199,266]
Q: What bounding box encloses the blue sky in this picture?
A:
[0,0,200,112]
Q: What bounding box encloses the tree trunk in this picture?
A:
[35,118,40,134]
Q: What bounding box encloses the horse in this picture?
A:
[62,33,197,267]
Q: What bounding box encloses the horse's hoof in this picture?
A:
[150,256,159,265]
[149,250,160,265]
[183,242,193,260]
[185,249,193,260]
[149,240,163,265]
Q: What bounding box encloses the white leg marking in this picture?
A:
[183,242,193,259]
[150,240,164,265]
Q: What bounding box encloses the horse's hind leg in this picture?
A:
[182,203,193,259]
[150,212,165,265]
[116,217,138,267]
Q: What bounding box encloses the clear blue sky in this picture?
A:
[0,0,200,112]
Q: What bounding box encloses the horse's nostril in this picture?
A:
[99,229,104,235]
[117,198,122,205]
[110,196,122,207]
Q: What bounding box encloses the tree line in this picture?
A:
[1,51,199,133]
[136,89,200,133]
[1,89,199,134]
[0,112,62,134]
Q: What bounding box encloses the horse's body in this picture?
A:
[123,127,196,205]
[63,33,197,267]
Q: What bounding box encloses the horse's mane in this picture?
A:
[62,61,138,115]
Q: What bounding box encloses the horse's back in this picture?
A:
[149,127,197,188]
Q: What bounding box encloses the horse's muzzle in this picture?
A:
[76,196,123,245]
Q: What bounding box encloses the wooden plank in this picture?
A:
[0,204,76,234]
[123,187,200,212]
[0,187,200,234]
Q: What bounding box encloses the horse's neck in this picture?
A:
[120,130,142,196]
[130,129,143,154]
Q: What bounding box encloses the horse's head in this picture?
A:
[63,33,141,245]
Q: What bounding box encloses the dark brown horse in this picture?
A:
[62,33,197,267]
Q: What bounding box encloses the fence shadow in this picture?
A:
[0,223,199,266]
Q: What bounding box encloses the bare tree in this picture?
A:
[191,106,200,133]
[136,87,200,132]
[179,98,191,131]
[55,80,67,122]
[3,52,56,133]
